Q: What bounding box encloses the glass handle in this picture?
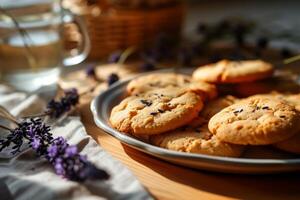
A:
[62,10,91,66]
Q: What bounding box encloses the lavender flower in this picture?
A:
[46,88,79,118]
[0,118,109,182]
[47,137,109,181]
[108,51,121,63]
[0,118,52,155]
[107,73,119,86]
[85,66,96,77]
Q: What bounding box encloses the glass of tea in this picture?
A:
[0,0,90,91]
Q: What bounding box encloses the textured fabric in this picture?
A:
[0,85,151,200]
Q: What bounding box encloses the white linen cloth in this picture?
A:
[0,84,152,200]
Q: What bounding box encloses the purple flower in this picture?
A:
[47,145,58,159]
[65,145,77,157]
[107,73,119,86]
[0,118,52,155]
[46,137,109,181]
[54,158,65,176]
[85,66,96,77]
[0,118,109,182]
[31,137,41,150]
[46,89,79,118]
[108,52,121,63]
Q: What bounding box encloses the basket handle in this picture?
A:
[62,9,91,66]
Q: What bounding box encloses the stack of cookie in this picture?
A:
[110,59,300,157]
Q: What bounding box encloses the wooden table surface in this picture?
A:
[77,101,300,200]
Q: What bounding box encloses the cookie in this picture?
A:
[234,77,300,97]
[95,63,140,81]
[274,132,300,154]
[248,93,300,112]
[127,73,217,100]
[208,97,300,145]
[193,59,274,83]
[150,118,244,157]
[284,94,300,111]
[200,95,238,121]
[110,87,204,135]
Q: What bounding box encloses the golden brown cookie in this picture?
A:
[200,95,238,121]
[284,94,300,111]
[273,132,300,154]
[208,97,300,145]
[248,93,300,112]
[110,87,204,135]
[127,73,217,100]
[150,118,244,157]
[193,59,274,83]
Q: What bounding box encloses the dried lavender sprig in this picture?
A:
[46,88,79,118]
[0,118,51,154]
[22,88,86,120]
[47,137,109,181]
[0,118,109,181]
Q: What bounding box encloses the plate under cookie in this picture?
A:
[91,69,300,174]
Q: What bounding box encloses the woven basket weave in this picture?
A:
[63,1,186,59]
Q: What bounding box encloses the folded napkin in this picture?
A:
[0,84,151,200]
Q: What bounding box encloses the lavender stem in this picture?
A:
[0,124,11,131]
[21,112,50,119]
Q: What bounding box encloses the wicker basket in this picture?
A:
[63,0,186,59]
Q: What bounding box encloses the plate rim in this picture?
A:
[91,69,300,167]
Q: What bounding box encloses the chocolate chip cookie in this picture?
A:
[193,59,274,83]
[208,97,300,145]
[127,73,217,100]
[150,118,244,157]
[110,87,204,135]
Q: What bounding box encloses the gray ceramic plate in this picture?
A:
[91,69,300,174]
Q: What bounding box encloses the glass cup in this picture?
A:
[0,0,90,91]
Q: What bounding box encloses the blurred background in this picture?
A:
[1,0,299,91]
[61,0,300,61]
